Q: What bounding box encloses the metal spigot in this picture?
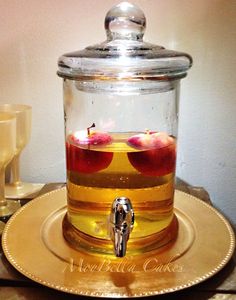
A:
[109,197,134,257]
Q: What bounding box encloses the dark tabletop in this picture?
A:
[0,180,235,300]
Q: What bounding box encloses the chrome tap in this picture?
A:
[109,197,134,257]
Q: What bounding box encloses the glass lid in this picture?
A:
[57,2,192,80]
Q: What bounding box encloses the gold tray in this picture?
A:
[2,188,235,297]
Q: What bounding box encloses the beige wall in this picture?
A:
[0,0,235,225]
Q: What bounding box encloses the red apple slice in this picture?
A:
[73,130,112,146]
[66,124,113,173]
[127,131,176,176]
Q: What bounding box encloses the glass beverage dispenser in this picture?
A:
[57,2,192,257]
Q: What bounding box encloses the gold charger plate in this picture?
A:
[2,188,235,298]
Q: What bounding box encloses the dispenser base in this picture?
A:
[62,213,179,256]
[2,188,235,297]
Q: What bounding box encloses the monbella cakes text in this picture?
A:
[62,257,184,273]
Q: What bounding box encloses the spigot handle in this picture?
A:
[109,197,134,257]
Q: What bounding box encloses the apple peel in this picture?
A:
[127,131,176,176]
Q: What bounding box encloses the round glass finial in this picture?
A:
[105,2,146,41]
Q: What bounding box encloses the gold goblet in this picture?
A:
[0,112,21,234]
[0,104,43,199]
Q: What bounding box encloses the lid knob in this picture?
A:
[105,2,146,41]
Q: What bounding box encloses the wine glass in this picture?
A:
[0,112,21,234]
[0,104,43,199]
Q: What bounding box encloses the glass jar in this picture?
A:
[57,2,192,257]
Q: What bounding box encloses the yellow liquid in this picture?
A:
[66,133,175,241]
[0,113,16,167]
[0,104,31,155]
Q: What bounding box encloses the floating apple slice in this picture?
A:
[66,123,113,173]
[127,131,173,150]
[127,131,176,176]
[73,123,112,146]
